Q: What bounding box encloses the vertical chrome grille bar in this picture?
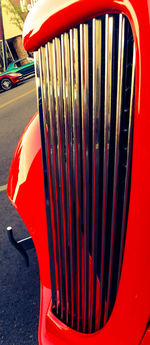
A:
[38,47,57,306]
[45,42,63,315]
[61,32,75,327]
[99,14,113,327]
[105,14,125,322]
[117,43,136,289]
[70,28,82,331]
[90,17,102,332]
[80,23,90,332]
[53,38,69,323]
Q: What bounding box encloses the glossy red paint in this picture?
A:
[7,114,50,289]
[140,327,150,345]
[7,0,150,344]
[0,72,22,87]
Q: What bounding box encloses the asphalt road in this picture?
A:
[0,77,40,345]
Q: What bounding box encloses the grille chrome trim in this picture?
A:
[61,32,75,327]
[38,47,57,305]
[90,17,102,333]
[70,27,82,331]
[99,14,113,328]
[117,42,136,288]
[53,37,69,323]
[105,13,125,322]
[35,14,135,333]
[46,41,64,318]
[80,23,90,332]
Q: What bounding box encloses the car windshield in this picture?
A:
[17,59,33,66]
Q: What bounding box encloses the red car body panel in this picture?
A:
[7,114,50,289]
[7,0,150,344]
[0,73,22,86]
[141,327,150,345]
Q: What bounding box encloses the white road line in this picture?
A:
[0,184,7,192]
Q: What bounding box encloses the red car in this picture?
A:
[0,72,23,91]
[7,0,150,344]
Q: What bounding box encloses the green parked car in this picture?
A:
[6,57,35,77]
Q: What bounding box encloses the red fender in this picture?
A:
[7,113,150,345]
[7,113,50,289]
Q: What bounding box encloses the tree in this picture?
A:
[2,0,28,32]
[1,0,30,64]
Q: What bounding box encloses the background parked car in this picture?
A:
[0,72,23,91]
[6,57,35,77]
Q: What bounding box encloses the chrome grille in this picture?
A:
[35,13,135,333]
